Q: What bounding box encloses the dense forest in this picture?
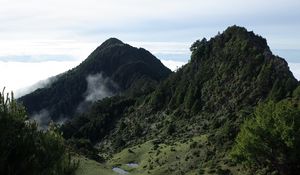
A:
[1,26,300,175]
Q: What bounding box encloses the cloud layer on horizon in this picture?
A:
[0,61,80,96]
[1,58,299,97]
[0,0,299,62]
[0,0,299,93]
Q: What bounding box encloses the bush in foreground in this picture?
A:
[231,100,300,175]
[0,89,78,175]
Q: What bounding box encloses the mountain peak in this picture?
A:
[99,38,124,49]
[223,25,248,34]
[190,25,271,62]
[222,25,270,52]
[19,38,171,121]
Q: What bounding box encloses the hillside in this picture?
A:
[18,38,171,124]
[62,26,299,175]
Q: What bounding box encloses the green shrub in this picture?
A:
[231,100,300,175]
[0,89,78,175]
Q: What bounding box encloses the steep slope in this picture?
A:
[151,26,297,111]
[19,38,171,122]
[63,26,299,174]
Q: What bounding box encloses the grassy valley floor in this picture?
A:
[75,135,240,175]
[75,156,115,175]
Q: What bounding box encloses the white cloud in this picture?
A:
[0,40,98,61]
[16,76,58,98]
[0,0,298,59]
[76,73,119,113]
[0,0,299,42]
[0,61,80,96]
[0,58,298,99]
[30,109,50,129]
[0,0,299,94]
[161,60,187,71]
[289,63,300,80]
[85,73,118,102]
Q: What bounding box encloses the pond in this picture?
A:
[112,167,129,174]
[112,163,139,174]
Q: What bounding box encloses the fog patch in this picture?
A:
[77,73,119,113]
[30,109,68,129]
[30,109,51,129]
[16,76,58,98]
[85,73,118,102]
[55,117,68,126]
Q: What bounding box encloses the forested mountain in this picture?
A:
[62,26,299,175]
[19,38,171,122]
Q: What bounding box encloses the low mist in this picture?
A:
[85,73,118,102]
[30,109,51,129]
[77,73,119,113]
[16,76,58,98]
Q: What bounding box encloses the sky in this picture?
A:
[0,0,299,96]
